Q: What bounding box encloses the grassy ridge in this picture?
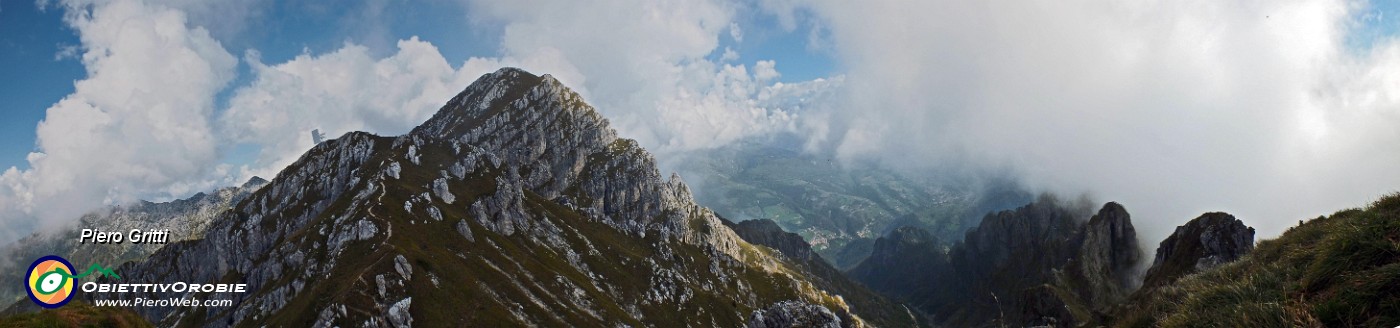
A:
[1116,193,1400,327]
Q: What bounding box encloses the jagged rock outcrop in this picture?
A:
[934,197,1088,327]
[1141,212,1255,290]
[849,196,1144,327]
[60,68,914,327]
[1006,202,1143,326]
[748,300,846,328]
[1065,202,1142,309]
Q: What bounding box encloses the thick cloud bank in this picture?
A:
[220,38,483,180]
[777,0,1400,241]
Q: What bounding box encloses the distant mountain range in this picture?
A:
[0,177,267,307]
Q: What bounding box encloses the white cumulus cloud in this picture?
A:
[221,38,482,180]
[465,0,804,157]
[0,0,236,241]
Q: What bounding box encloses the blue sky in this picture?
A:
[0,2,81,170]
[1352,0,1400,49]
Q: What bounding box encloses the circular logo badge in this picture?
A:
[26,255,75,308]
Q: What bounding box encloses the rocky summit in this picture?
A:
[1140,212,1255,290]
[52,68,921,327]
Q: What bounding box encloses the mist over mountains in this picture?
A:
[673,135,1030,269]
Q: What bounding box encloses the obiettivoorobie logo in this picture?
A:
[25,255,120,308]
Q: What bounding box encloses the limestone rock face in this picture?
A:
[748,300,847,328]
[1070,202,1143,308]
[1142,212,1255,289]
[410,68,746,260]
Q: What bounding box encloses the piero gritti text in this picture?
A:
[79,228,171,244]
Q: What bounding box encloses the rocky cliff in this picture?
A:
[1140,212,1255,290]
[748,300,848,328]
[850,196,1144,327]
[1063,202,1142,310]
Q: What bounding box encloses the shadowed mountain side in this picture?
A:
[849,196,1143,327]
[723,217,928,327]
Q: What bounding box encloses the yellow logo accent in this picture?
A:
[26,255,76,308]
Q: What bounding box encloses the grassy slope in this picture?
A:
[1116,193,1400,327]
[0,301,152,328]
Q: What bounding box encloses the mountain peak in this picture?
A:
[411,67,600,142]
[1141,212,1255,290]
[241,176,269,189]
[21,67,923,327]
